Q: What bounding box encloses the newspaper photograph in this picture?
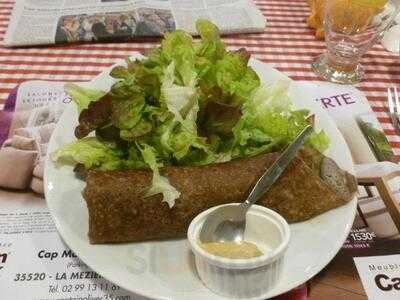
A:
[3,0,266,46]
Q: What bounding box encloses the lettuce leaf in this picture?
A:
[233,81,330,155]
[52,137,124,170]
[111,94,146,130]
[161,61,197,124]
[55,20,330,208]
[161,30,196,86]
[64,83,106,113]
[308,130,330,153]
[214,51,260,104]
[139,143,180,208]
[195,19,225,62]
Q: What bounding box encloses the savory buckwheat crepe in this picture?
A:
[84,148,356,244]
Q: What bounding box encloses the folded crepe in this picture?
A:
[83,147,357,244]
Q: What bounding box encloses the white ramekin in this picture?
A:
[187,204,290,299]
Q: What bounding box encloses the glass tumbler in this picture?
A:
[312,0,399,84]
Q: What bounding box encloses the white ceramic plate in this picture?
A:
[44,54,357,300]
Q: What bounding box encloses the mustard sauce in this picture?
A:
[200,241,263,259]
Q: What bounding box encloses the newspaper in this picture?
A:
[3,0,266,47]
[0,80,399,299]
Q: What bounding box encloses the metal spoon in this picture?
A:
[199,125,313,244]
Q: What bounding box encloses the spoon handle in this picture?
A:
[241,125,314,210]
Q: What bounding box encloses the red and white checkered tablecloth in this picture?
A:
[0,0,399,159]
[1,0,394,299]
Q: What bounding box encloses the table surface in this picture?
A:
[0,0,398,299]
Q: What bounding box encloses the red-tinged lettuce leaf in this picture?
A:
[214,51,260,105]
[111,95,146,130]
[110,75,142,100]
[75,95,113,139]
[120,120,153,141]
[232,48,251,64]
[95,124,129,149]
[199,100,242,137]
[134,63,163,101]
[195,19,226,62]
[109,66,130,79]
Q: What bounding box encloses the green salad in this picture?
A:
[53,20,329,207]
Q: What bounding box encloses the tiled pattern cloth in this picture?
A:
[0,0,382,298]
[1,0,400,159]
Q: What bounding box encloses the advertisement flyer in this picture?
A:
[298,82,400,300]
[0,82,142,300]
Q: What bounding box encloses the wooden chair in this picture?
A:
[356,162,400,232]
